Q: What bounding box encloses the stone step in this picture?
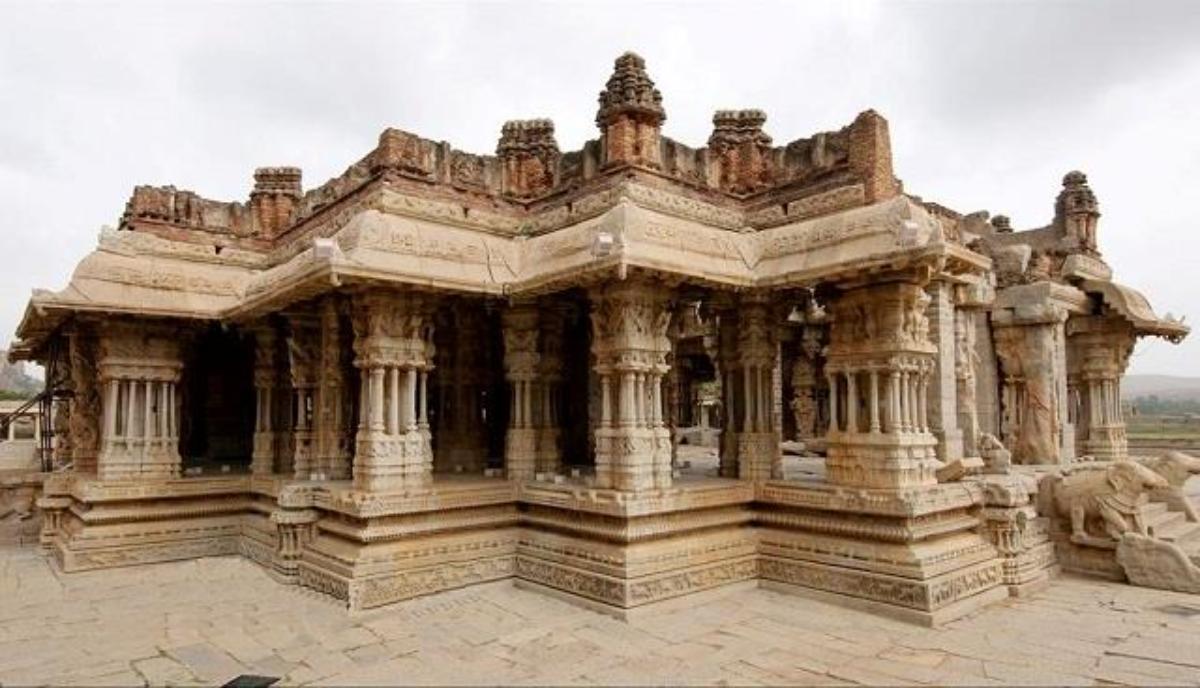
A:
[1145,508,1187,533]
[1153,518,1200,542]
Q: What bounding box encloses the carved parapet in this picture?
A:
[250,166,302,240]
[370,128,438,179]
[707,109,773,195]
[847,110,900,203]
[121,185,251,236]
[497,119,560,199]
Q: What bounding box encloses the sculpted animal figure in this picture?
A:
[1054,460,1169,546]
[1139,451,1200,522]
[979,433,1011,474]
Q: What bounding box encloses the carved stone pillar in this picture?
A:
[286,313,320,480]
[589,278,674,491]
[351,289,435,492]
[1067,315,1134,461]
[953,281,993,457]
[993,303,1071,466]
[732,293,781,482]
[536,303,567,475]
[716,305,740,479]
[925,280,963,462]
[825,281,939,489]
[271,489,319,582]
[97,321,185,481]
[251,324,283,476]
[436,302,489,474]
[66,324,101,474]
[315,296,352,480]
[502,303,540,481]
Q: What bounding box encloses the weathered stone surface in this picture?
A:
[4,51,1192,634]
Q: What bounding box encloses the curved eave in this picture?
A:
[1081,278,1190,343]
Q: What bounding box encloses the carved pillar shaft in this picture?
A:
[869,370,880,433]
[825,280,939,488]
[97,322,184,481]
[827,372,839,434]
[590,279,674,490]
[352,290,434,491]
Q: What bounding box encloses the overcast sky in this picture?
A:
[2,0,1198,375]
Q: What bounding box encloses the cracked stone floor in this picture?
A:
[3,532,1200,686]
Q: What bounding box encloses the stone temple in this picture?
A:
[9,52,1200,624]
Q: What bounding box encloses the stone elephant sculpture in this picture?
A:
[1054,460,1169,546]
[1139,451,1200,522]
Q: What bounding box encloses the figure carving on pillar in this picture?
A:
[316,297,352,480]
[955,308,981,456]
[994,315,1067,465]
[67,324,101,474]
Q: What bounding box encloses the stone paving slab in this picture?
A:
[3,542,1200,686]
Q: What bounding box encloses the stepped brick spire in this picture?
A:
[1055,170,1100,255]
[496,119,560,199]
[596,52,665,169]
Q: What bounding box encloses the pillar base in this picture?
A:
[352,431,431,492]
[737,432,780,482]
[594,427,671,491]
[505,428,538,481]
[826,431,940,489]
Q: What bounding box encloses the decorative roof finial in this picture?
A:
[595,51,666,129]
[1055,169,1100,255]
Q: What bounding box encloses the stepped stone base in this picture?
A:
[34,472,1058,626]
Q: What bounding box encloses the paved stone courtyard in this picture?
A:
[1,540,1200,686]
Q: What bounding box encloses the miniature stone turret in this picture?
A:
[497,119,560,199]
[250,167,302,240]
[708,109,773,195]
[596,52,665,169]
[1055,170,1100,255]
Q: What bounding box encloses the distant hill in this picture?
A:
[0,351,40,399]
[1123,374,1200,402]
